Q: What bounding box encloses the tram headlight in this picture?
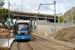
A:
[18,31,20,35]
[18,33,20,35]
[18,31,20,33]
[26,33,28,35]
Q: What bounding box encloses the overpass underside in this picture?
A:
[14,16,58,22]
[11,11,58,22]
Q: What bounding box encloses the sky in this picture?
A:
[3,0,75,15]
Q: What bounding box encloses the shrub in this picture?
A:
[57,16,63,23]
[63,20,68,23]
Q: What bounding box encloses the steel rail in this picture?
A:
[32,35,75,50]
[27,42,35,50]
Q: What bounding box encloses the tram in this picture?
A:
[14,20,31,40]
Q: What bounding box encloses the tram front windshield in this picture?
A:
[17,24,29,35]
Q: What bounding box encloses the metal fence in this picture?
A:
[35,20,75,39]
[62,20,75,28]
[62,21,72,28]
[37,20,62,26]
[33,20,75,34]
[36,20,75,28]
[0,32,14,38]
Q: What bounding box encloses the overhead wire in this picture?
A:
[38,0,46,9]
[39,6,49,12]
[41,0,46,3]
[20,0,23,19]
[38,0,52,13]
[12,0,16,4]
[21,0,23,12]
[39,4,54,13]
[9,0,16,11]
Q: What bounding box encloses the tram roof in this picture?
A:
[16,20,31,24]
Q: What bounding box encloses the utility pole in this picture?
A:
[71,0,73,24]
[35,15,38,33]
[8,0,10,47]
[54,1,56,38]
[0,0,2,9]
[0,0,1,9]
[38,0,56,38]
[69,0,73,24]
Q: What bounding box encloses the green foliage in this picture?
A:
[57,34,60,36]
[31,27,33,32]
[73,15,75,20]
[63,20,68,23]
[0,8,14,25]
[57,16,63,23]
[0,26,3,28]
[10,26,14,29]
[0,0,4,7]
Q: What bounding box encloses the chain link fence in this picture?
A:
[36,20,75,29]
[62,21,72,28]
[62,20,75,28]
[35,20,75,37]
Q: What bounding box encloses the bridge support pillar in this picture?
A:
[34,19,36,28]
[16,17,19,20]
[30,19,32,27]
[33,19,36,33]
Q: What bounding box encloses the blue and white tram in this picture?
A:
[14,20,31,40]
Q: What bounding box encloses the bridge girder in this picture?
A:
[11,11,58,22]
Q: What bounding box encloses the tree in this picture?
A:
[0,8,14,26]
[57,16,63,23]
[0,0,4,9]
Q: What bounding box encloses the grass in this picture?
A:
[31,27,33,33]
[56,34,60,36]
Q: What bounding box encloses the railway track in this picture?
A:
[11,41,35,50]
[10,34,75,50]
[32,34,75,50]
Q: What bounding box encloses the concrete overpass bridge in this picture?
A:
[11,11,58,22]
